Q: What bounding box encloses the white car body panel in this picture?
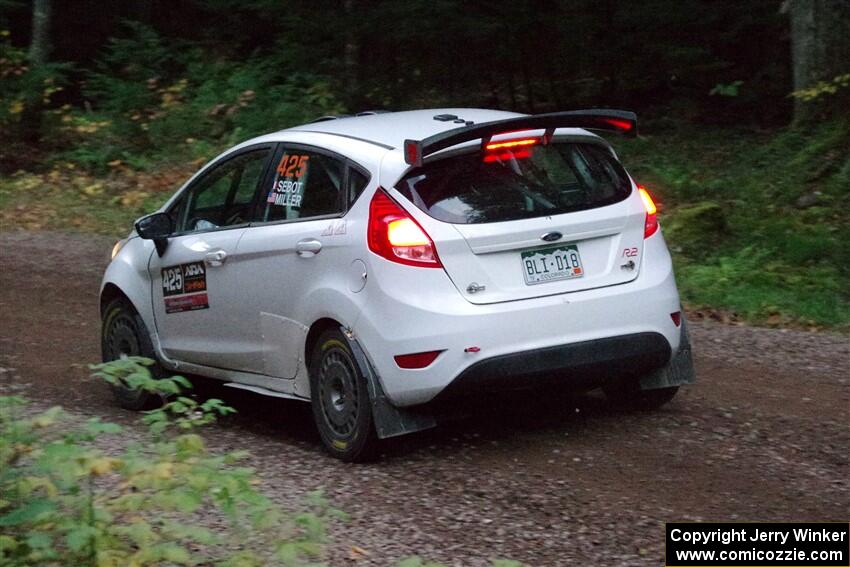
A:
[101,236,157,335]
[352,227,679,406]
[101,107,688,413]
[149,228,248,367]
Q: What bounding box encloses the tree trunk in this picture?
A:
[28,0,52,66]
[343,0,360,110]
[788,0,850,123]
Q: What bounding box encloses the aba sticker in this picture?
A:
[161,261,209,313]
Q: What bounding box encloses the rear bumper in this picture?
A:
[432,332,670,401]
[354,230,683,407]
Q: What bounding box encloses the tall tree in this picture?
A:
[786,0,850,123]
[27,0,51,66]
[342,0,359,109]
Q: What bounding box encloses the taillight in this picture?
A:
[638,185,659,238]
[368,189,442,268]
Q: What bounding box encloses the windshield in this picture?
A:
[395,141,631,224]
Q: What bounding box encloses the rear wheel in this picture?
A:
[603,378,679,411]
[101,299,160,410]
[309,329,377,462]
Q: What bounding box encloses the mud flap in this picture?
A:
[639,320,696,390]
[340,327,437,439]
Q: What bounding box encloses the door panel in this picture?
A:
[236,218,351,378]
[231,145,357,378]
[150,229,248,367]
[150,145,273,368]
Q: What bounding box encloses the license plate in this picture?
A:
[521,244,584,285]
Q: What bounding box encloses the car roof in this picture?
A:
[284,108,528,150]
[233,108,607,166]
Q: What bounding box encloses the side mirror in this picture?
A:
[135,212,172,255]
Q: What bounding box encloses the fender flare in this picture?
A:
[339,326,436,439]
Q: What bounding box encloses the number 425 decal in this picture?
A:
[276,154,309,178]
[162,266,183,294]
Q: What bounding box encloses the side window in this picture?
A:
[259,148,345,222]
[235,154,268,203]
[347,167,370,206]
[178,148,270,233]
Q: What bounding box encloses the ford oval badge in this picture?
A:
[541,231,562,242]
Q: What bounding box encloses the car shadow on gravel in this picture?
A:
[187,376,322,445]
[188,376,634,461]
[378,389,625,458]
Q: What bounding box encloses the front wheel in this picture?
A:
[309,329,378,462]
[101,299,160,410]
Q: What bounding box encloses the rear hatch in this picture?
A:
[394,137,646,304]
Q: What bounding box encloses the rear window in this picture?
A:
[396,142,631,224]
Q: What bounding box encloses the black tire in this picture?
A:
[603,378,679,411]
[101,298,160,410]
[309,329,378,462]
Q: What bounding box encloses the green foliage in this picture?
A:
[0,358,337,566]
[1,0,796,173]
[0,30,69,139]
[56,23,343,174]
[614,121,850,329]
[710,81,744,97]
[1,359,520,566]
[790,73,850,102]
[664,202,728,258]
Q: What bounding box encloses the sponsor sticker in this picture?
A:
[161,261,209,313]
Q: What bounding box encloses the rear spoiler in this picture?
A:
[403,109,637,167]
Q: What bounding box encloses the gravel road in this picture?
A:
[1,230,848,566]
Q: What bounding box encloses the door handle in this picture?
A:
[295,238,323,258]
[204,250,227,267]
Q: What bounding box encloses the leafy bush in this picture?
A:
[1,358,522,566]
[0,357,339,566]
[0,32,67,130]
[58,23,344,173]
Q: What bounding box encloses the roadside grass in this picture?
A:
[0,160,197,235]
[1,123,847,331]
[613,121,850,331]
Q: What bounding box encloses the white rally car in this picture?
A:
[100,108,695,461]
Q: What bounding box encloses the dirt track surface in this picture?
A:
[1,230,848,566]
